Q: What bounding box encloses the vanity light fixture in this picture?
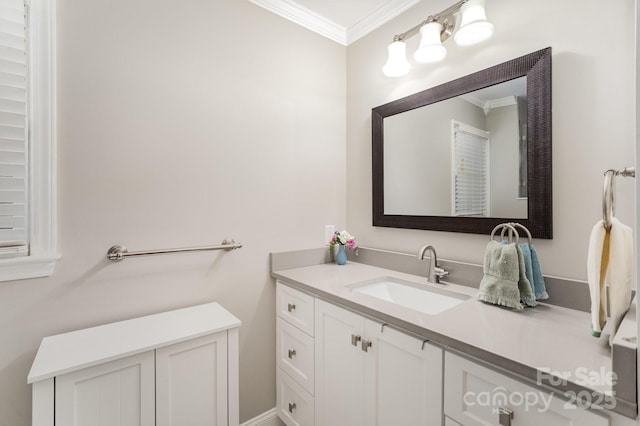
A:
[382,0,494,77]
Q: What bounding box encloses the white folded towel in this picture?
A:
[587,217,633,345]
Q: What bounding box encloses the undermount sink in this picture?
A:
[348,277,469,315]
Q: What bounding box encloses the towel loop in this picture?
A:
[602,167,635,230]
[490,223,520,244]
[500,222,532,245]
[603,169,616,230]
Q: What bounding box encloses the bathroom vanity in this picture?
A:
[28,302,240,426]
[272,249,637,426]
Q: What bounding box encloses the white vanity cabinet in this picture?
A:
[444,352,610,426]
[314,298,443,426]
[276,282,444,426]
[276,281,633,426]
[276,282,316,426]
[28,302,241,426]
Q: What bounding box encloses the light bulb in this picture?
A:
[454,0,494,46]
[382,41,411,77]
[413,21,447,64]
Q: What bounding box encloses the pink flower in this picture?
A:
[346,239,356,249]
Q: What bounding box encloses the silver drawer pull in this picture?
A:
[287,303,296,312]
[498,407,514,426]
[288,349,297,359]
[288,402,297,414]
[351,334,362,346]
[361,339,372,352]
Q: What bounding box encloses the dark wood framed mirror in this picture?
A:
[372,47,552,239]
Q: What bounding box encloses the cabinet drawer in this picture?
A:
[277,282,314,336]
[277,318,314,395]
[277,368,314,426]
[444,352,610,426]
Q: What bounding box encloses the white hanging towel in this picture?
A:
[587,217,633,345]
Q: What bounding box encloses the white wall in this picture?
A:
[0,1,346,424]
[488,104,527,218]
[347,0,636,280]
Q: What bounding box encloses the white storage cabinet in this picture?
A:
[314,298,443,426]
[276,282,316,426]
[28,302,240,426]
[275,281,443,426]
[444,352,610,426]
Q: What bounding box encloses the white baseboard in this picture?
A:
[240,407,283,426]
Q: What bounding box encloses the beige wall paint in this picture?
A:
[0,1,346,424]
[384,96,485,216]
[347,0,636,280]
[0,1,636,424]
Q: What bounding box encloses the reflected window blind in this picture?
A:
[0,0,28,258]
[453,124,489,217]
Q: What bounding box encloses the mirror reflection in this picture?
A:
[384,77,527,218]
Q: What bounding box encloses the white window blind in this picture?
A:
[452,121,490,217]
[0,0,28,258]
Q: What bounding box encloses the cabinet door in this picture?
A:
[315,299,366,426]
[364,320,443,426]
[156,332,228,426]
[55,351,155,426]
[444,352,610,426]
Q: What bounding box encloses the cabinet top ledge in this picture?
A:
[28,302,241,383]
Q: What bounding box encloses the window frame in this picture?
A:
[0,0,58,282]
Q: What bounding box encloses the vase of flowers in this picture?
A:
[329,230,357,265]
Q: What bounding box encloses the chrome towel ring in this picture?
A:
[490,223,520,244]
[500,222,533,245]
[603,167,635,230]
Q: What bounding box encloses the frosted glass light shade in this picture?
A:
[454,0,494,46]
[382,41,411,77]
[413,22,447,64]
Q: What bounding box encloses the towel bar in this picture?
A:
[107,239,243,262]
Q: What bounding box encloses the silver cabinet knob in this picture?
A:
[361,340,373,352]
[288,402,297,414]
[498,407,514,426]
[287,349,296,359]
[351,334,362,346]
[287,303,296,312]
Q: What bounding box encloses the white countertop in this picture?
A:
[28,302,241,383]
[272,261,615,396]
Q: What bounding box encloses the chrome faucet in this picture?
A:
[417,245,448,283]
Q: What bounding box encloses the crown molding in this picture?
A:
[461,94,518,115]
[347,0,421,45]
[249,0,421,46]
[249,0,346,45]
[483,95,517,115]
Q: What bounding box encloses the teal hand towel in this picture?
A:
[518,243,535,291]
[516,244,536,307]
[477,240,523,310]
[529,246,549,300]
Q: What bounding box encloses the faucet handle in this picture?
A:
[434,267,448,279]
